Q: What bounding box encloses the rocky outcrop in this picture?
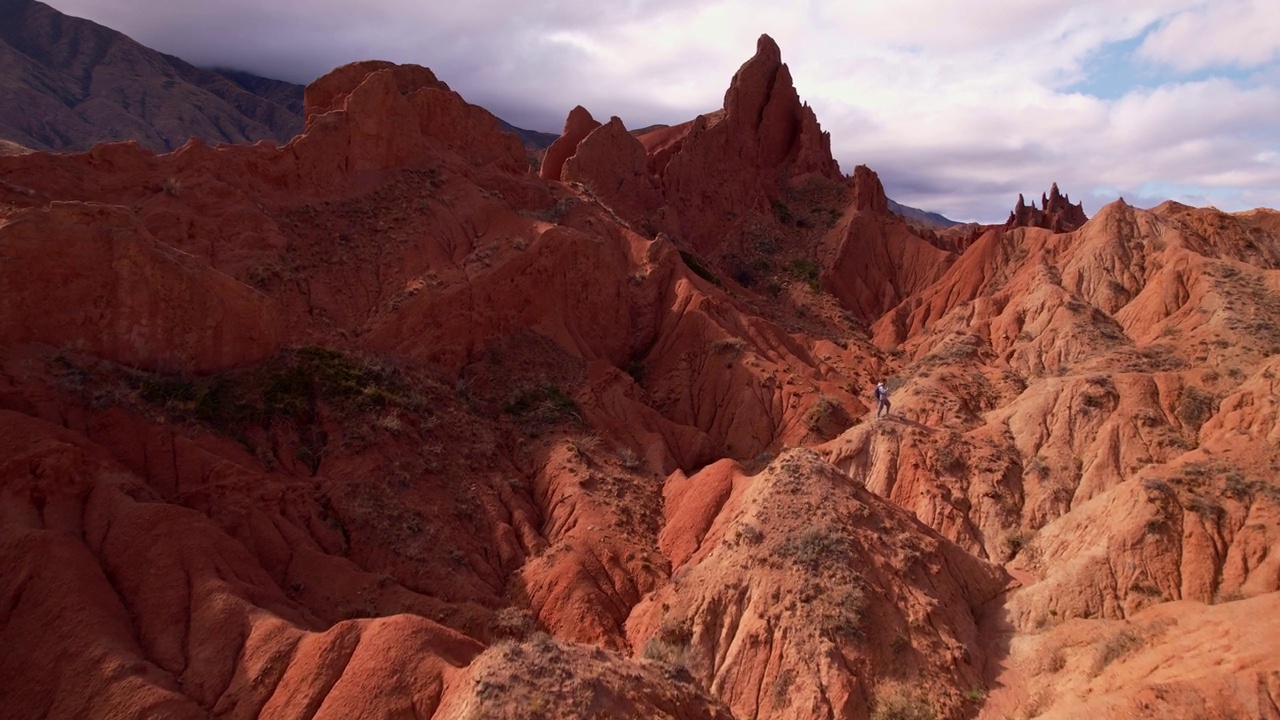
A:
[850,164,889,213]
[718,35,838,179]
[296,61,527,179]
[629,449,1008,720]
[303,61,447,120]
[658,35,841,254]
[533,34,843,257]
[1006,183,1088,232]
[537,34,844,264]
[561,116,663,226]
[986,593,1280,719]
[539,105,602,181]
[821,165,956,320]
[636,120,696,177]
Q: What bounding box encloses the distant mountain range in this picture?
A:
[209,67,306,117]
[0,0,557,154]
[886,198,962,228]
[0,0,304,151]
[496,118,558,151]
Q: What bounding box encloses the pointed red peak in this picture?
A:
[540,106,603,181]
[723,35,786,131]
[852,165,889,213]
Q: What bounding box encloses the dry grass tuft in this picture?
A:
[871,681,936,720]
[1091,627,1143,675]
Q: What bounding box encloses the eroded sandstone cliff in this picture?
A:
[2,33,1278,720]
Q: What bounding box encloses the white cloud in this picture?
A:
[1137,0,1280,72]
[45,0,1280,222]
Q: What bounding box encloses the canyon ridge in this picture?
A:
[1,18,1278,720]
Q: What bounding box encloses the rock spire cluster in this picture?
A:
[1006,182,1089,232]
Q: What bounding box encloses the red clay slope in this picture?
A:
[2,33,1279,720]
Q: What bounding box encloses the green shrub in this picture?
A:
[820,587,867,639]
[787,258,822,291]
[643,638,688,668]
[127,346,410,431]
[711,337,748,355]
[1004,529,1034,558]
[805,394,846,432]
[503,384,582,428]
[679,251,723,287]
[490,607,538,641]
[771,198,795,225]
[1176,387,1216,431]
[782,526,847,573]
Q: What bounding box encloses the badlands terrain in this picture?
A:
[1,24,1278,720]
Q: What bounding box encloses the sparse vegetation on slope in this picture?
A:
[3,28,1280,720]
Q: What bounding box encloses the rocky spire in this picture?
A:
[1006,183,1088,232]
[657,34,841,253]
[851,165,888,213]
[540,106,602,181]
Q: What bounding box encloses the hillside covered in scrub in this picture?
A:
[1,32,1279,720]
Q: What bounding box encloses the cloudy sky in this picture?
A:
[52,0,1280,223]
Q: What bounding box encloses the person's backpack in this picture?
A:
[873,386,883,401]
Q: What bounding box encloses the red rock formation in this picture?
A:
[539,105,602,181]
[821,165,957,320]
[986,593,1280,719]
[295,61,527,181]
[636,119,697,177]
[629,449,1008,719]
[719,35,838,178]
[305,61,445,120]
[561,116,663,227]
[850,163,889,213]
[653,34,841,255]
[2,34,1280,720]
[0,202,283,372]
[1006,183,1088,232]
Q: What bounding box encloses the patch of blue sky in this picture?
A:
[1138,180,1236,203]
[1068,35,1260,99]
[1086,181,1256,212]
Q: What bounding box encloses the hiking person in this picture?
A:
[874,380,891,418]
